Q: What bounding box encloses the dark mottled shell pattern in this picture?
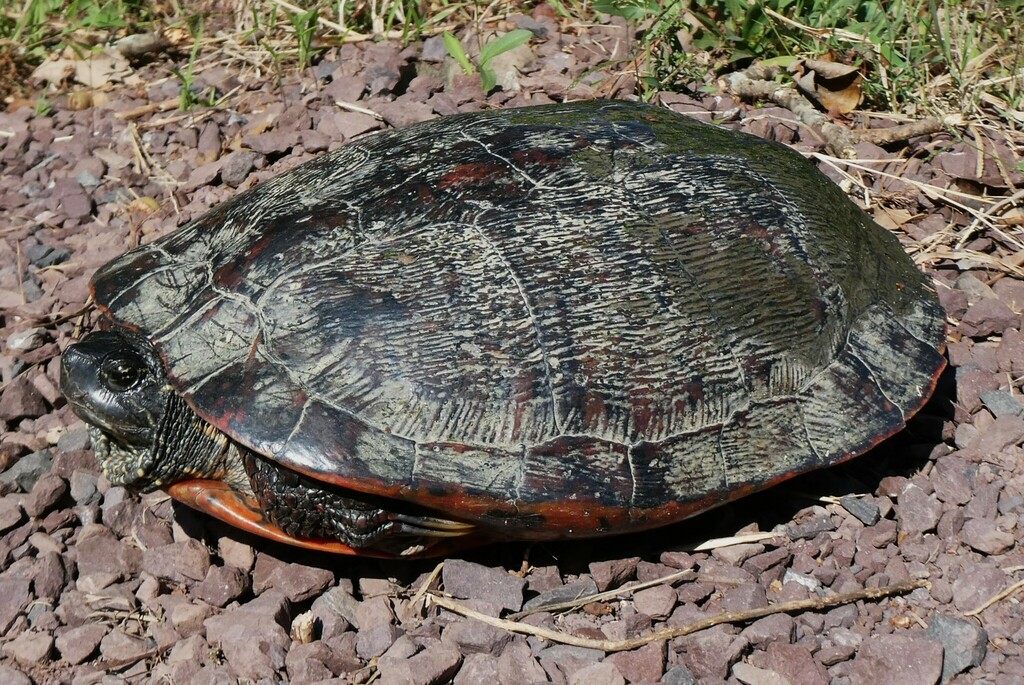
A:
[92,101,946,538]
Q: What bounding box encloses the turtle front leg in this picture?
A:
[240,451,474,555]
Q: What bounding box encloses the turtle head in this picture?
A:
[61,330,166,446]
[61,330,168,487]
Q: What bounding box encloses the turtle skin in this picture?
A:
[84,100,946,553]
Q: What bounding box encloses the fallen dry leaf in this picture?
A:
[31,48,138,89]
[31,58,75,85]
[873,205,914,231]
[790,58,863,115]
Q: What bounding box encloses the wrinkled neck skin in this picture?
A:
[93,387,253,498]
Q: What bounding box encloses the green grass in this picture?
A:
[595,0,1023,119]
[444,28,533,93]
[1,0,152,59]
[0,0,1021,124]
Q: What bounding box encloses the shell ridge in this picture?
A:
[793,294,855,397]
[796,401,824,464]
[281,400,311,458]
[462,211,564,437]
[643,202,751,404]
[98,248,177,311]
[626,442,639,512]
[716,423,730,490]
[151,292,223,343]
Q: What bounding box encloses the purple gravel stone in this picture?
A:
[443,559,526,611]
[55,623,107,665]
[851,634,944,685]
[925,614,987,682]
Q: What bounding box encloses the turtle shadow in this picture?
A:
[172,365,956,583]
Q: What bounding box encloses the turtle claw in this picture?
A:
[394,514,476,538]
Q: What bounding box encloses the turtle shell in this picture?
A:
[91,100,946,540]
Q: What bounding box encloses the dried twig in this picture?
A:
[429,580,927,652]
[859,116,961,146]
[507,533,781,619]
[722,70,860,156]
[97,643,172,671]
[723,65,962,157]
[115,98,180,121]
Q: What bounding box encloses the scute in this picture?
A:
[91,101,946,538]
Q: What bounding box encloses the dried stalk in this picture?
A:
[428,580,928,653]
[722,70,860,157]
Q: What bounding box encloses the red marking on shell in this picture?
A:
[245,336,260,367]
[415,183,435,203]
[213,262,244,289]
[438,162,509,190]
[583,393,607,430]
[679,219,708,236]
[200,302,222,323]
[681,379,706,404]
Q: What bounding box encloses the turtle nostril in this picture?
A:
[60,347,92,397]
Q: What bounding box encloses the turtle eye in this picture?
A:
[101,357,146,392]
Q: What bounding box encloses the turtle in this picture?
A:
[60,100,946,558]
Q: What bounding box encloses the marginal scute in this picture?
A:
[720,398,820,486]
[90,101,947,538]
[847,300,947,415]
[629,425,728,512]
[799,350,906,462]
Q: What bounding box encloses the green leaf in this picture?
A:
[480,65,497,93]
[443,32,474,75]
[544,0,573,18]
[425,5,462,26]
[479,29,533,67]
[593,0,654,21]
[759,55,798,68]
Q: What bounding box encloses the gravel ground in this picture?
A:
[2,8,1023,685]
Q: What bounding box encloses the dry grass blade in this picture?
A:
[685,531,782,551]
[965,578,1024,617]
[410,561,445,607]
[507,568,696,620]
[917,247,1024,277]
[507,533,781,619]
[810,153,1002,240]
[429,580,927,652]
[760,6,875,45]
[268,0,346,32]
[953,188,1024,251]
